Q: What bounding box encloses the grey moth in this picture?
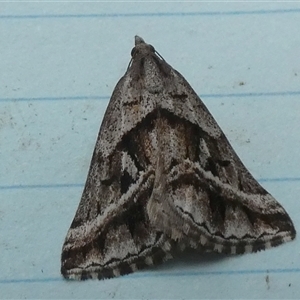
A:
[61,36,296,280]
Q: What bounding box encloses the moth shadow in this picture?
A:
[154,248,232,272]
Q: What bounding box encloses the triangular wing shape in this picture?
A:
[61,36,295,280]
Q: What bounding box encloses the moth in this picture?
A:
[61,36,296,280]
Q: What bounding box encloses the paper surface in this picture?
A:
[1,3,300,299]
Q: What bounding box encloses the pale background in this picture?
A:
[1,2,300,299]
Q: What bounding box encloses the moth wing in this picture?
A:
[61,205,172,280]
[147,67,296,254]
[61,74,173,280]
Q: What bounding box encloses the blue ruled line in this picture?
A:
[0,8,300,20]
[0,177,299,191]
[203,90,300,98]
[0,95,108,103]
[1,267,300,284]
[0,90,300,103]
[0,183,84,190]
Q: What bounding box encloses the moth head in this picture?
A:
[131,35,156,59]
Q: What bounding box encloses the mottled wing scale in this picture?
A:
[61,62,175,280]
[61,36,296,280]
[145,62,295,254]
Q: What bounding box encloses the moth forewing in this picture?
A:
[61,36,295,280]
